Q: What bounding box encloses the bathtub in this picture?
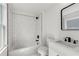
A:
[9,45,40,56]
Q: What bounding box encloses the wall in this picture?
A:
[0,3,7,49]
[0,4,2,49]
[13,13,37,49]
[0,4,7,56]
[42,3,79,46]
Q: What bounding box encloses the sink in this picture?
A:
[56,40,79,48]
[56,40,79,52]
[48,38,79,56]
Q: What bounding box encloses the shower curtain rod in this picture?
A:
[13,12,36,18]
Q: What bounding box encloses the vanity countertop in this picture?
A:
[48,38,79,56]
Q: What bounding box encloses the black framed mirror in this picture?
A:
[61,3,79,30]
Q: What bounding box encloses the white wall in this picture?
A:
[0,4,7,56]
[42,3,79,46]
[14,14,37,48]
[0,4,2,49]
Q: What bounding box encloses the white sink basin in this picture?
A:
[56,40,79,51]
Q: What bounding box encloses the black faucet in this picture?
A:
[65,37,71,42]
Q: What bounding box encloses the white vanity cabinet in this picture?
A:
[48,39,79,56]
[49,48,64,56]
[49,42,67,56]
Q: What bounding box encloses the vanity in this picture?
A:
[48,38,79,56]
[46,3,79,56]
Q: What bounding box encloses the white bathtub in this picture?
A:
[9,46,40,56]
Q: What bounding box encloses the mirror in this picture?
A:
[61,3,79,30]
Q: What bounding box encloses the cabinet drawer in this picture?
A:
[49,48,66,56]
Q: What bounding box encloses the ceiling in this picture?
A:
[9,3,54,16]
[9,3,70,16]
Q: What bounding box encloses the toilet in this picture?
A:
[38,46,48,56]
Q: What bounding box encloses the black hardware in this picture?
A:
[68,37,71,42]
[65,38,67,42]
[65,37,71,42]
[36,40,39,41]
[36,17,38,19]
[61,3,76,30]
[73,40,76,44]
[37,35,39,39]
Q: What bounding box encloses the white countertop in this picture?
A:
[48,38,79,56]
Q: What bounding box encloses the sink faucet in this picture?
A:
[65,37,71,42]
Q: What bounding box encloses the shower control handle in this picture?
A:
[36,40,39,45]
[36,40,39,41]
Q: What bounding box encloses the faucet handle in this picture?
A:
[36,40,39,41]
[73,40,78,44]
